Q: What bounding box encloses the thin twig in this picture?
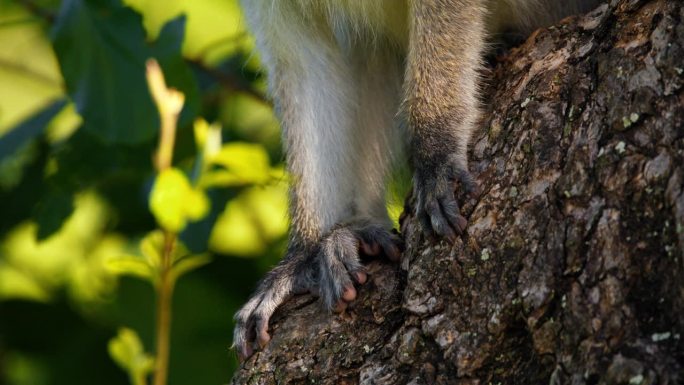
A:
[153,231,175,385]
[186,58,271,106]
[11,0,55,22]
[195,32,249,58]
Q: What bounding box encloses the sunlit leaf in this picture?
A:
[140,230,164,268]
[184,189,210,221]
[0,263,51,302]
[68,234,124,305]
[2,193,110,290]
[108,328,155,385]
[0,98,66,162]
[193,118,221,158]
[202,143,271,187]
[244,184,288,241]
[149,168,192,232]
[122,0,249,61]
[149,168,210,232]
[209,183,288,256]
[0,4,62,135]
[104,254,154,282]
[170,253,210,282]
[45,102,82,143]
[209,196,263,256]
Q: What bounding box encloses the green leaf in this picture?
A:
[104,254,154,282]
[32,188,74,241]
[108,328,154,385]
[50,1,198,145]
[51,0,157,144]
[170,254,210,282]
[0,99,67,162]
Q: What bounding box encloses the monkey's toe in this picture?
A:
[318,221,401,310]
[415,165,478,243]
[357,224,403,262]
[234,296,285,361]
[233,259,312,360]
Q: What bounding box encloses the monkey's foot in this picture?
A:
[317,222,402,312]
[232,221,401,360]
[414,159,479,242]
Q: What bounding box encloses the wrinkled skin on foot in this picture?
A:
[232,222,402,360]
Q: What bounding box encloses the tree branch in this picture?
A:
[231,1,684,383]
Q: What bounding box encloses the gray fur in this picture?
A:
[233,0,602,358]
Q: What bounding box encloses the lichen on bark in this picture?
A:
[232,1,684,384]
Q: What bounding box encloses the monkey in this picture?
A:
[233,0,601,358]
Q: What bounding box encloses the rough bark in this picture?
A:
[232,1,684,384]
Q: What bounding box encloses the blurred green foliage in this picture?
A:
[0,0,289,383]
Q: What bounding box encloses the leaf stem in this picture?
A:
[153,231,176,385]
[146,59,184,385]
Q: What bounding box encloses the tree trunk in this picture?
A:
[231,1,684,384]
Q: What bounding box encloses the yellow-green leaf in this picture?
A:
[104,255,154,282]
[203,143,271,187]
[209,197,263,256]
[140,230,164,268]
[184,189,210,221]
[171,254,211,282]
[108,328,154,385]
[149,168,211,232]
[208,183,288,256]
[149,168,191,232]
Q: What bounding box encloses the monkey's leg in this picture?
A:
[308,47,409,314]
[403,0,486,241]
[233,14,402,358]
[351,48,405,224]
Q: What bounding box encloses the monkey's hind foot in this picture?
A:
[317,222,402,312]
[232,221,402,360]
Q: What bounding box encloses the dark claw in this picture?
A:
[439,196,465,235]
[455,215,468,233]
[360,239,381,256]
[424,199,453,241]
